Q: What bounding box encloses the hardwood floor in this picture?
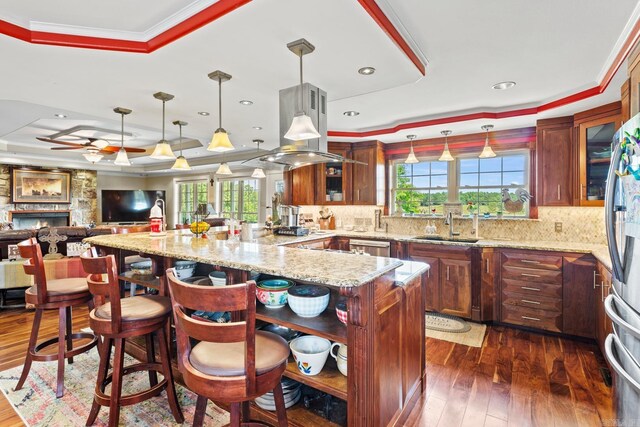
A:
[0,306,613,427]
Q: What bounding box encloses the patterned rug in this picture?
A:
[425,313,487,348]
[0,349,230,426]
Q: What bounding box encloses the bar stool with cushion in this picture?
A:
[81,249,183,427]
[166,270,290,427]
[15,237,98,398]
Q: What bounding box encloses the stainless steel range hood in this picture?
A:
[243,82,364,169]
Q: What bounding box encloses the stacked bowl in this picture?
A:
[254,377,302,411]
[174,260,197,279]
[256,279,295,308]
[287,285,330,318]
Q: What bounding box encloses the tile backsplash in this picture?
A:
[301,205,606,244]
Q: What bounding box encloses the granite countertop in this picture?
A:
[254,229,612,270]
[84,231,407,288]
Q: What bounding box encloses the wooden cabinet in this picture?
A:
[407,243,472,318]
[316,142,351,205]
[351,142,385,205]
[536,117,574,206]
[283,165,316,206]
[595,261,614,359]
[574,102,621,206]
[480,248,498,321]
[562,254,596,338]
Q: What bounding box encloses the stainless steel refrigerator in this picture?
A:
[604,113,640,423]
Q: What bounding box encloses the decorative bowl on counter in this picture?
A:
[335,301,348,325]
[290,335,331,376]
[287,285,330,318]
[174,260,197,279]
[256,279,295,308]
[130,260,152,276]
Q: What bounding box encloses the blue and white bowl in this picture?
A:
[174,260,197,279]
[208,271,227,286]
[287,285,330,318]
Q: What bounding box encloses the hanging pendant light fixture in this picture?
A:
[113,107,132,166]
[405,134,419,164]
[439,130,454,162]
[171,120,191,170]
[216,162,232,175]
[251,139,266,178]
[284,39,321,141]
[479,124,497,158]
[150,92,176,160]
[83,148,103,164]
[207,71,235,152]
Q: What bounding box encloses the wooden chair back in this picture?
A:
[80,249,122,334]
[18,237,48,304]
[110,225,151,234]
[166,270,257,395]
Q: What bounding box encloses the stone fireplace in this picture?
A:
[9,210,71,229]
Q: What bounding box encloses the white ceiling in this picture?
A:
[0,0,638,173]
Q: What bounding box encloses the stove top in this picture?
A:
[275,227,309,236]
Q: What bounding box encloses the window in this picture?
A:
[220,179,259,223]
[393,161,448,215]
[178,180,208,224]
[458,153,529,216]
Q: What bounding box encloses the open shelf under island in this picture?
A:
[84,231,429,427]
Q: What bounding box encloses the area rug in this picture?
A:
[425,313,487,347]
[0,350,230,426]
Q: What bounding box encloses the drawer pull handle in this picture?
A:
[486,258,490,274]
[446,266,450,281]
[521,286,541,291]
[522,316,541,321]
[521,273,541,278]
[521,260,541,264]
[521,299,541,305]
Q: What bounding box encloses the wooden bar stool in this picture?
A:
[15,237,98,398]
[166,269,290,427]
[81,249,183,427]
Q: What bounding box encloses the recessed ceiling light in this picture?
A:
[253,126,263,130]
[343,111,360,117]
[358,67,376,75]
[198,111,210,116]
[239,100,253,106]
[54,113,67,118]
[491,81,516,90]
[242,144,247,147]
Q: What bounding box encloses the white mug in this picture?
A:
[330,343,347,376]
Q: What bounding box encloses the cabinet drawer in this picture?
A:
[501,252,563,270]
[501,278,562,298]
[501,265,562,285]
[500,304,562,333]
[502,291,562,312]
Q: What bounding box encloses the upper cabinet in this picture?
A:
[574,102,621,207]
[536,117,574,206]
[283,165,316,206]
[316,142,351,205]
[351,141,385,205]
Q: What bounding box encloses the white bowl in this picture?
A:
[175,260,197,279]
[208,271,227,286]
[287,285,330,318]
[289,335,331,376]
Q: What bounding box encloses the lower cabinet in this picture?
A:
[595,261,614,358]
[562,254,596,338]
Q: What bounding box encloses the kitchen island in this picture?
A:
[84,231,429,427]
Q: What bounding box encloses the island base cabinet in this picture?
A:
[342,270,426,427]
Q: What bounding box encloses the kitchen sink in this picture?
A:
[412,236,479,244]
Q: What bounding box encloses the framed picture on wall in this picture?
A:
[11,169,71,204]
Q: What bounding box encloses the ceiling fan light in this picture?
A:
[251,167,266,179]
[479,143,497,158]
[216,162,232,175]
[150,140,176,160]
[83,152,103,164]
[284,113,320,141]
[172,155,191,170]
[94,139,109,149]
[405,147,419,164]
[114,148,131,166]
[207,128,234,152]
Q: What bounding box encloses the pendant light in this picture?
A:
[284,39,321,141]
[405,134,419,164]
[207,70,235,152]
[439,130,454,162]
[251,139,266,178]
[113,107,132,166]
[479,124,497,158]
[83,148,103,164]
[216,162,232,175]
[171,120,191,170]
[150,92,176,160]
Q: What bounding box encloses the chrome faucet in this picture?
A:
[444,212,460,239]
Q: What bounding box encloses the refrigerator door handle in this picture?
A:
[605,293,640,339]
[605,138,625,281]
[605,333,640,393]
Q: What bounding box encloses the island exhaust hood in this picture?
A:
[243,82,364,170]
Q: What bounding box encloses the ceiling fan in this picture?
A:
[36,136,146,154]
